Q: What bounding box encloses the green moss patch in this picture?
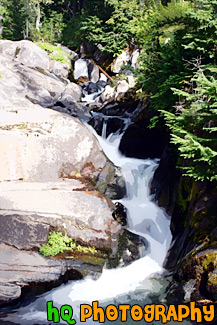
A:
[40,231,99,257]
[202,252,217,271]
[37,42,71,67]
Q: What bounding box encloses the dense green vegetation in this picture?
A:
[0,0,216,181]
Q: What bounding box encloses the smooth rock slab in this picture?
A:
[0,40,50,71]
[0,243,103,305]
[0,179,121,305]
[0,40,70,79]
[0,180,120,249]
[0,108,106,182]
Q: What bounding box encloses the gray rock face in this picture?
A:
[73,58,101,83]
[0,243,102,305]
[0,40,50,71]
[0,179,120,305]
[108,229,147,268]
[101,85,115,102]
[95,163,126,200]
[0,214,49,250]
[115,80,129,100]
[0,180,120,249]
[0,53,83,113]
[54,101,91,118]
[0,39,71,80]
[15,63,65,107]
[58,82,82,104]
[0,108,104,182]
[50,59,69,79]
[131,49,140,69]
[0,108,122,304]
[74,58,89,80]
[88,61,100,83]
[90,64,100,83]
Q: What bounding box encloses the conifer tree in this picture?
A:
[162,67,217,181]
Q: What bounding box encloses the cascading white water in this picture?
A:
[3,118,173,325]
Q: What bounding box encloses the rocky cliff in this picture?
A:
[151,146,217,305]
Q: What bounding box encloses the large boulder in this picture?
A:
[0,39,50,71]
[0,40,126,307]
[101,85,115,102]
[0,108,107,182]
[115,80,130,100]
[49,59,69,79]
[0,40,71,80]
[74,58,89,81]
[0,52,85,115]
[59,82,82,103]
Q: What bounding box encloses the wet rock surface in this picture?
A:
[108,229,147,268]
[0,243,102,307]
[150,145,180,215]
[120,119,168,159]
[151,145,217,304]
[112,202,127,226]
[0,179,121,305]
[95,163,126,200]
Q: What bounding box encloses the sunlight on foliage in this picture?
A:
[40,232,99,257]
[37,42,71,66]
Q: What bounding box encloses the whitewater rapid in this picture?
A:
[3,118,172,324]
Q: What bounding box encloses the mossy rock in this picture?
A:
[201,251,217,271]
[107,229,146,268]
[37,42,71,67]
[207,271,217,300]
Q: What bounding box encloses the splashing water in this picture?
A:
[3,118,173,325]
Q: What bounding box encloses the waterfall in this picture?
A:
[3,118,173,325]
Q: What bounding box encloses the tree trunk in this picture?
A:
[73,0,78,15]
[0,14,3,37]
[79,0,84,13]
[26,17,29,39]
[36,2,41,31]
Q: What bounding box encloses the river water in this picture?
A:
[1,113,179,324]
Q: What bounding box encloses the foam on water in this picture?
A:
[3,119,172,324]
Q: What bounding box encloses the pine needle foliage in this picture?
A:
[161,68,217,181]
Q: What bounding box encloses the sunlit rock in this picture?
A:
[131,49,140,69]
[74,58,89,80]
[112,50,131,74]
